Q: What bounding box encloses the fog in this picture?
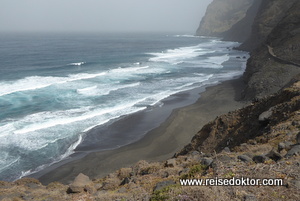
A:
[0,0,212,33]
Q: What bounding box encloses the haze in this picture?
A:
[0,0,212,33]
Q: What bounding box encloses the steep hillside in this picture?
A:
[240,0,298,51]
[196,0,254,38]
[221,0,262,42]
[241,0,300,100]
[198,0,300,100]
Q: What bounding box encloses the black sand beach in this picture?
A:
[35,77,248,185]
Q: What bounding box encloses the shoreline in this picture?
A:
[34,77,247,185]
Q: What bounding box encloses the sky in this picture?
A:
[0,0,213,33]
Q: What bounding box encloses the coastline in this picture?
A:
[35,77,248,185]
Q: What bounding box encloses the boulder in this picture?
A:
[238,155,253,163]
[285,145,300,158]
[165,159,177,167]
[67,173,94,194]
[266,150,282,161]
[201,158,214,167]
[258,109,273,122]
[253,155,269,163]
[278,141,293,152]
[222,147,231,153]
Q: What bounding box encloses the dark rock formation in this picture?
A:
[198,0,300,100]
[241,0,300,100]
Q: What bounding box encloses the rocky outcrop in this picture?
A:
[196,0,254,38]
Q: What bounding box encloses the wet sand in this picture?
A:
[37,77,247,185]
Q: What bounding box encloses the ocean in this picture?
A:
[0,32,248,181]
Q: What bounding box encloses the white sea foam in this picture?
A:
[17,133,84,180]
[76,85,98,95]
[13,98,148,135]
[173,34,199,38]
[0,72,107,96]
[110,66,149,73]
[148,44,217,65]
[200,54,230,69]
[0,155,20,172]
[76,82,140,96]
[68,62,85,66]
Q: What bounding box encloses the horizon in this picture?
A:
[0,0,213,33]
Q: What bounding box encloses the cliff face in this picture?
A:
[198,0,300,100]
[196,0,254,38]
[221,0,262,42]
[241,0,300,100]
[240,0,298,51]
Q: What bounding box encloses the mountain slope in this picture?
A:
[196,0,254,38]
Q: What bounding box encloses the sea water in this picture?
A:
[0,32,248,181]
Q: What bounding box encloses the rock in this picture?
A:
[285,145,300,158]
[278,141,294,152]
[278,142,286,152]
[258,109,273,122]
[222,147,231,153]
[191,151,200,156]
[238,155,253,162]
[253,155,269,163]
[201,157,214,167]
[297,132,300,144]
[244,194,257,201]
[67,173,94,194]
[153,180,176,192]
[165,159,177,167]
[266,150,282,161]
[216,155,234,163]
[120,177,130,186]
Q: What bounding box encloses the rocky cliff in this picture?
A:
[196,0,254,40]
[241,0,300,100]
[198,0,300,100]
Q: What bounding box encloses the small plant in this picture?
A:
[180,164,207,179]
[151,185,177,201]
[223,171,235,178]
